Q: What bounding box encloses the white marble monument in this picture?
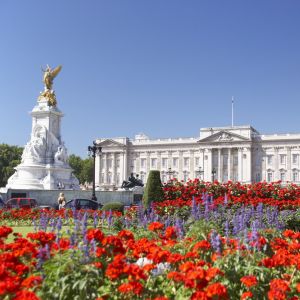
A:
[6,65,80,190]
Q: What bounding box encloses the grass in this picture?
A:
[7,226,35,243]
[6,224,115,243]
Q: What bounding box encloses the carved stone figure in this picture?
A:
[218,132,233,141]
[22,131,46,163]
[54,145,68,164]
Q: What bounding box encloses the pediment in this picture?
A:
[96,139,126,148]
[198,131,250,143]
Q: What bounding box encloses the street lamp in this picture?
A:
[88,141,102,201]
[195,166,204,180]
[166,167,175,180]
[212,168,217,182]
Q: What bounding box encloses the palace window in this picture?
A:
[292,154,298,164]
[280,154,286,164]
[116,173,120,185]
[141,158,146,168]
[280,172,285,182]
[267,172,273,182]
[101,173,105,183]
[293,171,298,182]
[267,155,273,165]
[173,158,178,168]
[151,158,157,168]
[184,158,189,168]
[116,159,120,168]
[195,157,199,166]
[162,158,168,168]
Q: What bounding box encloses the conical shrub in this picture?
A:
[143,170,164,208]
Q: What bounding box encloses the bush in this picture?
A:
[143,170,164,208]
[102,202,124,212]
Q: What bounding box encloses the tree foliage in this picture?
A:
[0,143,23,187]
[68,154,93,184]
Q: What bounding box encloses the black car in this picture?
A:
[64,198,99,210]
[0,197,4,209]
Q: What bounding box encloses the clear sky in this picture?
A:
[0,0,299,157]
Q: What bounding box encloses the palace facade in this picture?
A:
[94,125,300,190]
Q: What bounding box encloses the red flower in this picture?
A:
[14,290,40,300]
[193,240,211,252]
[148,222,164,232]
[86,228,104,243]
[164,226,177,240]
[21,275,42,288]
[191,291,209,300]
[118,281,143,295]
[241,291,253,299]
[206,282,228,299]
[240,275,258,287]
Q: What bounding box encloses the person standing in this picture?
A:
[57,192,66,209]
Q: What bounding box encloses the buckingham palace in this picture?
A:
[94,125,300,190]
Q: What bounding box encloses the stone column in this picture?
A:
[157,151,162,171]
[136,153,141,175]
[199,149,204,179]
[218,148,221,182]
[146,151,150,181]
[261,148,267,181]
[246,147,252,183]
[179,151,183,180]
[111,153,116,185]
[168,151,172,169]
[274,147,279,181]
[238,148,243,182]
[95,152,101,186]
[228,148,231,181]
[287,146,291,182]
[124,150,128,181]
[206,148,212,181]
[190,150,194,179]
[102,153,107,183]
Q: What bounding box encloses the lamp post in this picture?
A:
[166,167,175,181]
[212,168,216,182]
[88,141,102,201]
[195,166,204,180]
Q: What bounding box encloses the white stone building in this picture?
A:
[95,125,300,190]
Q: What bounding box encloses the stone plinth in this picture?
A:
[6,97,79,190]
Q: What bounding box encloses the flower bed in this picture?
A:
[0,181,300,299]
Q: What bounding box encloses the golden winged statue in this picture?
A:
[42,65,62,90]
[39,65,62,107]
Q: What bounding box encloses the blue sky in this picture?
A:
[0,0,299,157]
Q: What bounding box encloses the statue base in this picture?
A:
[6,163,80,190]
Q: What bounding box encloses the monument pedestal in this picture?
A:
[6,90,80,190]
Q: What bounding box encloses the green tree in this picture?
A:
[143,170,164,208]
[81,158,93,183]
[68,154,93,184]
[0,144,23,187]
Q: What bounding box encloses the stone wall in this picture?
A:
[1,189,134,207]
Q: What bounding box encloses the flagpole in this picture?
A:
[231,96,234,127]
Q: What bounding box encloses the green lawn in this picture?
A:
[7,226,35,243]
[6,225,114,243]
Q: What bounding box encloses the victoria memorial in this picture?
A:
[94,125,300,190]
